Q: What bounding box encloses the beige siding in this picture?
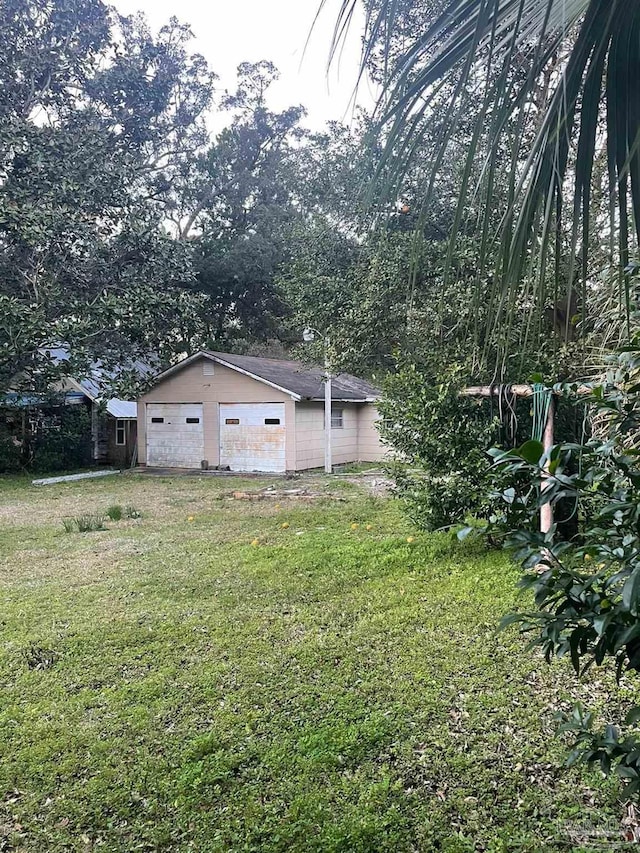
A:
[294,403,326,470]
[295,402,362,469]
[357,404,388,462]
[138,358,296,469]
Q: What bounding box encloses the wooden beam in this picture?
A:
[462,383,593,398]
[461,384,535,398]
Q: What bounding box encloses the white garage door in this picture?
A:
[219,403,286,472]
[146,403,204,468]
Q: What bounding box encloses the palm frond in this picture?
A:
[326,0,640,364]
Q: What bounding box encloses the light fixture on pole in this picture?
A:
[302,327,332,474]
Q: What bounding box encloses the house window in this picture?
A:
[115,419,126,446]
[264,418,280,425]
[225,418,240,425]
[151,417,164,424]
[331,409,344,429]
[186,417,200,424]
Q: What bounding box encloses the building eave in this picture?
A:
[306,397,380,404]
[211,356,302,401]
[147,351,217,384]
[63,377,96,402]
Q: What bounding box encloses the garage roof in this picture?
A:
[153,351,381,402]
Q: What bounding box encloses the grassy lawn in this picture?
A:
[0,473,629,851]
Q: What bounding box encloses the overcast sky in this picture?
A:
[111,0,376,129]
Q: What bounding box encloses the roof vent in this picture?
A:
[203,361,215,376]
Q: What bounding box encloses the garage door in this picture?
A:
[146,403,204,468]
[219,403,286,472]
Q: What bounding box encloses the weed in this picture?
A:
[74,514,105,532]
[105,504,123,521]
[23,643,58,670]
[61,517,76,533]
[125,505,142,519]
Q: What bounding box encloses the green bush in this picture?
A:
[106,505,123,521]
[31,406,92,473]
[481,341,640,799]
[378,365,498,530]
[0,418,24,472]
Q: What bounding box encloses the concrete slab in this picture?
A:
[32,470,119,486]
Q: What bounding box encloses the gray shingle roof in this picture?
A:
[206,351,381,401]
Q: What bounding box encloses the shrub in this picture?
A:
[0,419,23,472]
[125,506,142,519]
[481,342,640,798]
[106,505,123,521]
[61,518,76,533]
[378,365,498,530]
[31,406,92,473]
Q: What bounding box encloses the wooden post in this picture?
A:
[91,402,99,462]
[540,396,554,535]
[461,383,562,536]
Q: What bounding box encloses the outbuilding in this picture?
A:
[137,351,386,472]
[1,348,150,470]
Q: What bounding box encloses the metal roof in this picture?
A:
[36,347,156,402]
[1,391,86,408]
[152,351,381,402]
[74,358,157,401]
[106,399,137,419]
[27,347,155,415]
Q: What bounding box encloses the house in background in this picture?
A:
[2,349,153,469]
[57,371,142,467]
[137,351,387,472]
[102,399,138,468]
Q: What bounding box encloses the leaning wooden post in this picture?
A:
[540,396,555,535]
[461,383,558,536]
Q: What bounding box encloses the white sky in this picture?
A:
[111,0,377,129]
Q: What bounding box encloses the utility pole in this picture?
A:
[303,327,333,473]
[323,336,332,474]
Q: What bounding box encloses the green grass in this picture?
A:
[0,474,628,851]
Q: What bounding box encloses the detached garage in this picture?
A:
[137,351,387,472]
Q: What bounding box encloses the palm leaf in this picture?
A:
[325,0,640,361]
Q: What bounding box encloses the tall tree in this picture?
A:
[174,62,307,350]
[0,0,215,391]
[330,0,640,363]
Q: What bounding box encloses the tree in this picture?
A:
[169,61,307,351]
[330,0,640,359]
[0,0,215,392]
[328,0,640,802]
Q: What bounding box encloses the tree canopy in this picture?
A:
[0,0,215,390]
